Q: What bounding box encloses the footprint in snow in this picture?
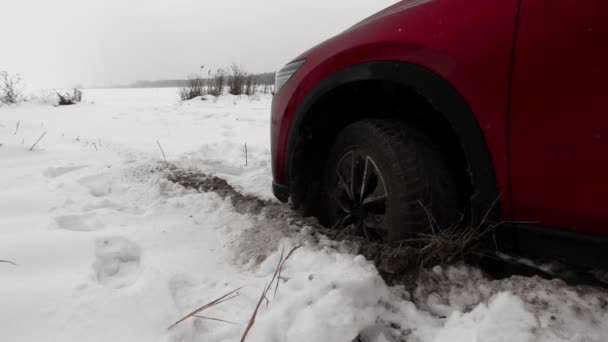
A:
[78,173,113,197]
[168,274,197,310]
[43,165,87,178]
[93,236,141,288]
[55,213,104,231]
[81,199,144,215]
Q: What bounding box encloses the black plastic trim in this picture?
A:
[272,181,290,203]
[495,222,608,267]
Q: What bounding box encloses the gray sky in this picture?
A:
[0,0,397,88]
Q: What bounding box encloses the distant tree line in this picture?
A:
[132,71,275,90]
[178,64,276,101]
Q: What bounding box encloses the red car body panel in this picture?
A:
[510,0,608,235]
[271,0,608,236]
[272,0,519,218]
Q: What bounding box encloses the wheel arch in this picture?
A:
[286,61,501,224]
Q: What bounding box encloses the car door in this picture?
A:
[509,0,608,235]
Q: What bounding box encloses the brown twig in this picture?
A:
[168,287,241,330]
[29,132,47,151]
[0,260,16,265]
[240,245,301,342]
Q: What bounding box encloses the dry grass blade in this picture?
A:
[272,247,286,299]
[0,260,16,265]
[273,267,283,300]
[240,285,266,342]
[167,287,241,330]
[475,195,502,230]
[29,132,47,151]
[240,245,301,342]
[418,200,439,234]
[274,245,302,298]
[407,195,505,268]
[156,140,167,163]
[192,315,238,325]
[212,294,240,307]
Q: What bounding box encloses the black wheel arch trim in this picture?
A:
[272,181,290,203]
[285,60,502,223]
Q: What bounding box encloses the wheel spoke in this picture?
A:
[362,195,387,214]
[332,214,352,229]
[359,157,369,202]
[360,157,379,201]
[336,151,355,200]
[359,223,371,240]
[349,152,356,200]
[343,215,356,227]
[332,191,352,213]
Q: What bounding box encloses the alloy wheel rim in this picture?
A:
[330,151,389,241]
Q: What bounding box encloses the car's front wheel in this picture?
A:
[321,119,462,242]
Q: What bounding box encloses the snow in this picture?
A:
[432,292,536,342]
[1,88,607,342]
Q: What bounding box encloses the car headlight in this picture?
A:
[275,60,305,93]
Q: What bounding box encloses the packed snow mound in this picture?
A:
[432,292,536,342]
[413,264,608,341]
[0,88,606,342]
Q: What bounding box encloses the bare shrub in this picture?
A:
[259,72,275,94]
[229,63,247,95]
[178,75,205,101]
[56,89,82,106]
[245,74,258,96]
[73,88,82,102]
[0,72,24,104]
[208,68,227,97]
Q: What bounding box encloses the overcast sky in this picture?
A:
[0,0,397,88]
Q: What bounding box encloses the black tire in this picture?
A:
[321,119,462,242]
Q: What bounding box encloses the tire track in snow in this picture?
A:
[164,164,462,288]
[164,163,608,290]
[163,164,608,342]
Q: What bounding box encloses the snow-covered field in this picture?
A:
[1,88,607,342]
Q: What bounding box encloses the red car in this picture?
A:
[271,0,607,261]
